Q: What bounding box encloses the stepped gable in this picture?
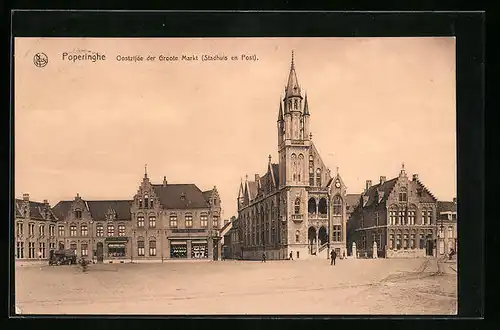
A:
[414,179,438,203]
[363,178,399,208]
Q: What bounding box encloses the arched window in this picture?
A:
[139,198,143,208]
[294,198,301,214]
[80,224,88,236]
[70,224,77,236]
[144,194,149,209]
[291,154,297,181]
[294,99,298,109]
[318,198,328,216]
[399,187,407,202]
[118,224,126,236]
[149,215,156,228]
[389,206,398,226]
[297,154,304,182]
[308,198,317,215]
[137,236,145,256]
[295,230,300,243]
[137,214,145,228]
[96,224,103,237]
[316,168,322,187]
[107,224,114,236]
[149,238,157,256]
[333,195,342,215]
[74,209,82,219]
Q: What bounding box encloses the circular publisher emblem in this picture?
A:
[33,53,48,68]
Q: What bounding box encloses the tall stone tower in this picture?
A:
[277,52,313,257]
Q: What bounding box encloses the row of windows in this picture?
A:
[137,240,157,256]
[389,209,433,226]
[16,223,56,236]
[16,242,56,259]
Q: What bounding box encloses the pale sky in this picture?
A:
[15,37,456,218]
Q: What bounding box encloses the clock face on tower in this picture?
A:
[335,180,341,188]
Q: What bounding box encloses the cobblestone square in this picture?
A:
[15,257,457,315]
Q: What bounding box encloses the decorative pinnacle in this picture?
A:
[291,50,295,68]
[144,164,148,177]
[337,166,339,175]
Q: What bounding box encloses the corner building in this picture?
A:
[347,167,439,258]
[237,54,348,260]
[52,171,222,262]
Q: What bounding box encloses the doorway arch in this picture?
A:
[308,227,317,254]
[318,226,328,245]
[96,242,104,263]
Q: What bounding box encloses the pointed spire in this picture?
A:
[278,99,284,122]
[284,51,302,99]
[303,93,310,115]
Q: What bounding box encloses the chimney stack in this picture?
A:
[43,199,48,204]
[23,193,29,201]
[412,174,419,181]
[365,180,372,191]
[380,176,386,185]
[163,176,167,186]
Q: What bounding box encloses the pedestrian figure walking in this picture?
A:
[262,252,266,263]
[289,251,293,260]
[330,249,337,266]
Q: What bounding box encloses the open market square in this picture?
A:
[15,257,457,315]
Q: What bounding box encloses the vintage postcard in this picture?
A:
[14,37,457,315]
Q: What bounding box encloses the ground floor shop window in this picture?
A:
[108,243,126,257]
[389,234,394,249]
[70,243,77,251]
[191,243,208,259]
[171,243,187,258]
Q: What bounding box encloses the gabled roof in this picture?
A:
[437,201,457,213]
[345,194,361,209]
[15,199,57,221]
[152,184,209,209]
[414,179,438,203]
[52,201,73,220]
[52,200,132,221]
[362,178,399,208]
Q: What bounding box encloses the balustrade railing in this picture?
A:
[291,214,303,221]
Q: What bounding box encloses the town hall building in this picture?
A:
[237,53,349,260]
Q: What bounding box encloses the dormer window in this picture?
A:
[75,210,82,219]
[180,193,186,201]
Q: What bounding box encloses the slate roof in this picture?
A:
[437,201,457,213]
[202,190,212,202]
[271,164,279,188]
[15,199,57,221]
[362,178,399,208]
[345,194,361,209]
[152,184,209,209]
[87,201,132,220]
[52,201,72,220]
[52,200,133,221]
[247,181,258,200]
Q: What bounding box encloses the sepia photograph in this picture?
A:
[14,36,458,315]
